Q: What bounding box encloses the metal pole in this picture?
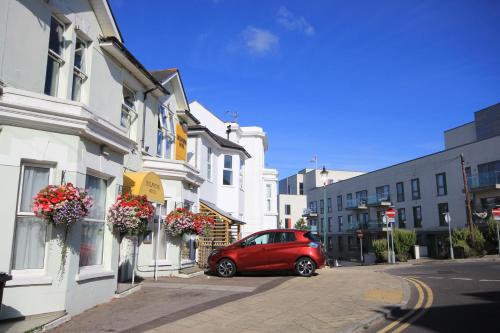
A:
[496,219,500,257]
[359,237,364,263]
[131,237,136,285]
[154,204,161,280]
[385,216,390,264]
[323,185,328,256]
[447,214,454,260]
[390,223,395,263]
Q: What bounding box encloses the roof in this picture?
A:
[150,68,178,83]
[99,36,169,95]
[188,125,251,158]
[200,199,245,225]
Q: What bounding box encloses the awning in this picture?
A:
[123,171,164,204]
[199,199,245,225]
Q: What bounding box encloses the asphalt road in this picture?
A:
[366,261,500,333]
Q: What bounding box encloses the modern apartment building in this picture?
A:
[278,169,365,228]
[307,103,500,260]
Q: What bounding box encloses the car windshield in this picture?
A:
[304,232,320,243]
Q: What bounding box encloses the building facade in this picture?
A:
[307,104,500,260]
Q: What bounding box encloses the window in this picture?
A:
[337,195,343,211]
[309,201,317,213]
[436,173,447,196]
[328,217,333,232]
[320,218,324,232]
[156,105,175,158]
[299,182,304,195]
[376,185,390,202]
[207,147,212,180]
[273,232,296,243]
[398,208,406,229]
[413,206,422,228]
[356,190,367,205]
[71,37,88,101]
[338,216,343,232]
[80,175,107,266]
[320,199,324,214]
[348,236,356,250]
[223,155,233,185]
[121,86,137,134]
[266,184,272,212]
[285,204,291,215]
[285,218,292,229]
[327,198,332,213]
[396,182,405,202]
[477,160,500,186]
[12,165,50,270]
[346,193,353,206]
[44,17,65,96]
[328,236,334,250]
[438,203,449,226]
[411,178,421,200]
[246,233,272,246]
[347,215,353,228]
[338,236,344,252]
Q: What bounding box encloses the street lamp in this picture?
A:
[320,166,328,255]
[444,212,454,260]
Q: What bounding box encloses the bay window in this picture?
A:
[156,105,175,159]
[223,155,233,185]
[12,165,51,270]
[79,175,107,267]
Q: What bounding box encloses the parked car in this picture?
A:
[208,229,326,277]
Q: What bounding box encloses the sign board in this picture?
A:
[493,208,500,221]
[384,208,396,223]
[175,123,188,161]
[356,229,363,239]
[444,212,451,224]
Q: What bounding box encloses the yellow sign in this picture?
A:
[123,172,164,204]
[175,123,187,161]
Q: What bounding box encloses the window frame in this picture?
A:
[13,163,54,273]
[411,178,421,200]
[223,155,233,186]
[285,204,291,215]
[121,85,138,130]
[397,208,406,229]
[436,173,447,196]
[71,36,88,102]
[319,199,324,214]
[413,206,422,228]
[337,216,343,232]
[207,147,212,181]
[44,16,66,97]
[337,195,343,211]
[396,182,405,202]
[438,202,449,226]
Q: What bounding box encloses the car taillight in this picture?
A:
[309,242,319,248]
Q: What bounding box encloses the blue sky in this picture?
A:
[109,0,500,178]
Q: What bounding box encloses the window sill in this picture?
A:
[149,260,171,266]
[6,273,53,287]
[76,267,114,282]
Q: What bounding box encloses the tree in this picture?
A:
[294,218,309,230]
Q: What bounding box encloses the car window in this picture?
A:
[246,233,272,246]
[273,232,296,243]
[304,232,320,242]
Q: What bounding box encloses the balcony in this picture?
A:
[468,171,500,192]
[142,156,204,186]
[302,208,318,218]
[367,195,392,207]
[346,198,368,210]
[346,220,386,232]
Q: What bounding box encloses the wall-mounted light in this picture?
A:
[101,145,110,157]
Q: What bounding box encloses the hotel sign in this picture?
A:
[175,123,187,161]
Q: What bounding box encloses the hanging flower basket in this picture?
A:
[165,209,216,237]
[107,193,155,236]
[193,213,216,237]
[33,183,93,226]
[165,208,195,236]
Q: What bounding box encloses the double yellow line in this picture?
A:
[377,277,434,333]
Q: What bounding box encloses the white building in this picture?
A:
[188,101,279,237]
[307,103,500,260]
[278,169,365,228]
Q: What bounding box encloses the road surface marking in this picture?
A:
[426,277,444,280]
[392,278,434,333]
[376,277,424,333]
[479,279,500,282]
[451,277,472,281]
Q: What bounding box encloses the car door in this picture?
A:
[237,232,273,271]
[266,231,299,270]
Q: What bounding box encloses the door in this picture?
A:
[266,232,299,270]
[236,232,273,270]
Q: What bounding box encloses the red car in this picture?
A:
[208,229,326,277]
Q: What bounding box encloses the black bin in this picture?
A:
[0,273,12,310]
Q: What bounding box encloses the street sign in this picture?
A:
[384,208,396,223]
[493,207,500,221]
[444,212,451,224]
[356,229,363,239]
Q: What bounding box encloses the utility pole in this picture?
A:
[460,154,475,240]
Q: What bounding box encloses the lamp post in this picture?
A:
[320,166,328,256]
[444,212,454,260]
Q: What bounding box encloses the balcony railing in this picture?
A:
[347,220,388,231]
[346,198,368,210]
[468,171,500,190]
[367,195,392,206]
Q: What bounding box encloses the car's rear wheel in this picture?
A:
[295,257,316,277]
[216,258,236,278]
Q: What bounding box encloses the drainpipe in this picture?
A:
[140,87,159,150]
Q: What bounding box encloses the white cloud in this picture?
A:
[241,26,279,55]
[277,6,315,36]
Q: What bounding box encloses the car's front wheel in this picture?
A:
[216,258,236,278]
[295,257,316,277]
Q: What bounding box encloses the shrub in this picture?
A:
[396,253,410,262]
[372,239,388,263]
[482,218,499,254]
[449,226,486,257]
[294,218,309,230]
[393,229,416,259]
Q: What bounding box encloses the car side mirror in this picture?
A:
[240,242,246,248]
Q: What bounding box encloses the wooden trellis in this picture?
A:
[197,201,243,268]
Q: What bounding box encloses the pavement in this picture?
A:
[50,266,405,333]
[365,261,500,333]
